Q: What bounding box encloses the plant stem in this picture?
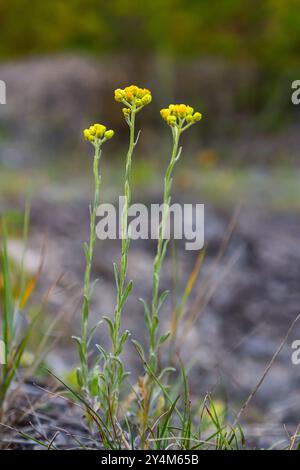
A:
[113,110,136,354]
[81,142,102,390]
[150,127,181,367]
[104,110,136,421]
[139,128,181,445]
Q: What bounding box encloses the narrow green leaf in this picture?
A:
[139,298,151,332]
[158,290,169,311]
[131,339,145,361]
[120,280,133,309]
[103,316,115,339]
[116,329,131,355]
[1,220,13,365]
[83,242,90,262]
[95,344,108,361]
[158,331,171,346]
[113,262,119,290]
[87,320,103,346]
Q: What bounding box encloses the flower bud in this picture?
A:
[104,130,115,140]
[129,85,138,96]
[178,104,187,117]
[160,109,170,120]
[167,115,177,127]
[125,90,133,101]
[114,89,124,102]
[193,112,202,122]
[95,124,106,138]
[122,108,131,117]
[136,88,145,98]
[83,129,90,140]
[142,94,152,105]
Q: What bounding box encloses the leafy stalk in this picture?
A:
[113,109,136,354]
[140,104,202,438]
[149,126,181,368]
[80,141,102,393]
[104,107,138,419]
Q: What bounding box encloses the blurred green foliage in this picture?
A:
[0,0,299,69]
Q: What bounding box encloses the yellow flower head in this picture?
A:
[114,85,152,114]
[160,104,202,131]
[83,123,114,146]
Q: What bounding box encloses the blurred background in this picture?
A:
[0,1,300,177]
[1,0,300,447]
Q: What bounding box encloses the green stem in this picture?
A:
[150,128,181,366]
[104,110,136,421]
[113,110,136,354]
[81,142,102,389]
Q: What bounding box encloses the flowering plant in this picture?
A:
[77,88,207,448]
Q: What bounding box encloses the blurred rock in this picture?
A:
[0,54,299,167]
[0,55,129,165]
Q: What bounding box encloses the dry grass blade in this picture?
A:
[170,248,205,339]
[288,422,300,450]
[47,431,60,450]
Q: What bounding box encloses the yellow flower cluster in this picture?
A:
[83,123,114,144]
[114,85,152,117]
[160,104,202,128]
